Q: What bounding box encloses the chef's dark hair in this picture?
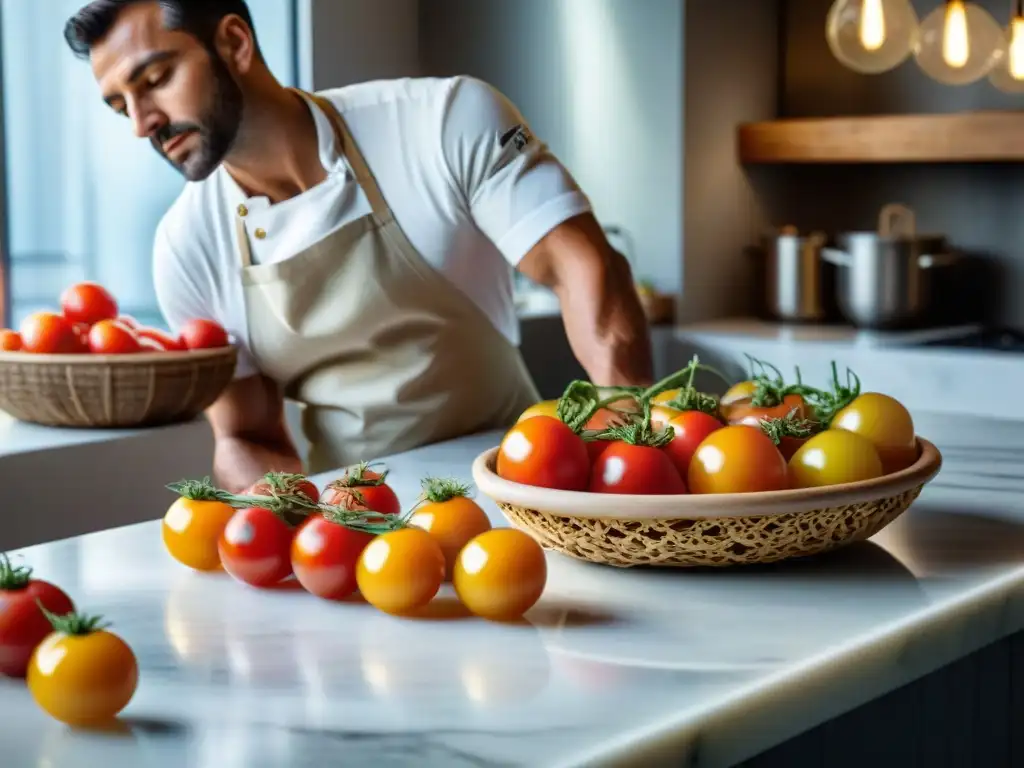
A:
[64,0,260,58]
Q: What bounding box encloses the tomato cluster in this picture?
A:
[498,356,919,495]
[0,553,138,726]
[162,464,547,622]
[0,281,230,355]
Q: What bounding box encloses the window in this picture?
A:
[0,0,298,329]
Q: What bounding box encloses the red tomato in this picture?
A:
[180,318,229,350]
[497,415,590,491]
[88,320,141,354]
[322,465,400,516]
[244,473,320,505]
[688,425,789,494]
[218,507,296,588]
[19,312,80,353]
[0,330,21,351]
[136,327,186,351]
[658,410,723,477]
[290,515,374,600]
[589,442,687,494]
[584,403,637,461]
[0,554,76,678]
[60,282,118,326]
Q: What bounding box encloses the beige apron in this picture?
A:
[234,90,540,475]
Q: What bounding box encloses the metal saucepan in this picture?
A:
[821,203,959,330]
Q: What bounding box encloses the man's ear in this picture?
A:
[214,14,257,76]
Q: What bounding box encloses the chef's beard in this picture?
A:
[151,52,243,182]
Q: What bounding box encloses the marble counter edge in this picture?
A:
[559,567,1024,768]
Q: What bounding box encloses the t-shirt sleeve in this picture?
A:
[440,76,592,267]
[152,219,258,380]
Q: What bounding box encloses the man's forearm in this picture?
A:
[213,435,304,493]
[553,249,654,387]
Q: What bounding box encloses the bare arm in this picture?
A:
[517,212,654,386]
[205,374,303,493]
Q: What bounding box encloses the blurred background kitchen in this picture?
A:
[0,0,1021,399]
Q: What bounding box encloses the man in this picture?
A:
[65,0,654,491]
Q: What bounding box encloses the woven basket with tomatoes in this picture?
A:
[472,356,943,568]
[0,282,236,428]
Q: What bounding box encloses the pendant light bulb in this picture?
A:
[827,0,919,74]
[914,0,1004,85]
[987,3,1024,93]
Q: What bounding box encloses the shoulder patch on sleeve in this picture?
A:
[499,123,532,152]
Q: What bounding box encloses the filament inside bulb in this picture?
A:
[1010,17,1024,80]
[942,0,970,68]
[859,0,887,51]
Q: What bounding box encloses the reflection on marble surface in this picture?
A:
[3,415,1024,767]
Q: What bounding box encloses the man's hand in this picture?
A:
[517,213,654,386]
[205,374,303,493]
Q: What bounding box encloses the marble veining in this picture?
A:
[3,413,1024,767]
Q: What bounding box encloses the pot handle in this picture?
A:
[918,252,959,269]
[821,247,852,267]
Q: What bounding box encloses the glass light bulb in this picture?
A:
[988,17,1024,93]
[913,1,1004,85]
[826,0,919,74]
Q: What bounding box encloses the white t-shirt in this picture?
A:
[152,76,591,379]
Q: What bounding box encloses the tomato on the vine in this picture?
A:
[60,282,118,326]
[408,477,492,580]
[88,319,141,354]
[162,493,237,572]
[218,507,297,588]
[788,430,883,488]
[27,608,137,726]
[322,464,400,517]
[454,528,547,621]
[19,312,80,354]
[584,402,638,461]
[0,554,75,678]
[245,472,320,505]
[356,528,446,615]
[497,415,590,491]
[688,425,789,494]
[590,440,687,494]
[651,408,723,477]
[291,514,374,600]
[720,380,758,406]
[722,393,809,426]
[830,393,918,474]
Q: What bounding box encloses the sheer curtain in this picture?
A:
[0,0,297,329]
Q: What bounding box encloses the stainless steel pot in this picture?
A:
[761,228,831,322]
[822,204,958,330]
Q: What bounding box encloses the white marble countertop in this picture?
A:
[3,412,1024,767]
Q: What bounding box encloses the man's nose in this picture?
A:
[129,102,164,139]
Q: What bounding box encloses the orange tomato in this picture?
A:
[517,399,558,422]
[583,402,638,461]
[60,282,118,326]
[788,430,883,489]
[356,528,445,615]
[720,380,758,406]
[830,393,918,474]
[27,611,138,726]
[19,312,80,353]
[687,425,789,494]
[722,393,809,426]
[453,528,547,621]
[88,320,141,354]
[291,515,374,600]
[652,388,681,406]
[162,497,237,571]
[408,479,492,580]
[497,415,590,491]
[0,329,21,351]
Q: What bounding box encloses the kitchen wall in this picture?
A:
[752,0,1024,328]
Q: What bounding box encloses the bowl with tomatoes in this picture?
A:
[472,359,943,568]
[0,282,237,428]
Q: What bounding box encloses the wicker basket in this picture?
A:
[0,346,238,428]
[471,438,943,568]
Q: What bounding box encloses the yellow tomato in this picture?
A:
[161,498,236,571]
[652,388,681,405]
[453,528,547,621]
[721,380,758,406]
[649,404,682,428]
[517,399,558,422]
[28,613,138,726]
[788,430,883,489]
[356,528,445,616]
[831,393,917,474]
[409,491,492,581]
[687,425,789,494]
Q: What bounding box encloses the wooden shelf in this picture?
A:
[738,111,1024,164]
